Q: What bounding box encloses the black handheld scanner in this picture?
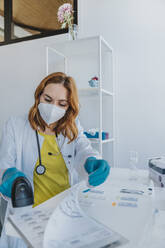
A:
[11,177,34,208]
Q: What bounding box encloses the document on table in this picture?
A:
[8,181,127,248]
[8,206,54,248]
[43,185,125,248]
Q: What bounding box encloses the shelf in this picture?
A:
[101,89,114,96]
[89,138,114,144]
[102,138,115,144]
[78,88,114,97]
[47,35,113,57]
[46,35,114,165]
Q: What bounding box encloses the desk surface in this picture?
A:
[6,168,165,248]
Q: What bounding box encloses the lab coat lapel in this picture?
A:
[56,132,66,151]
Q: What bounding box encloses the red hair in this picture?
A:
[28,72,79,143]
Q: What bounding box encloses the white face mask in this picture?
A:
[38,103,66,125]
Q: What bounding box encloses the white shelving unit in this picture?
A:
[46,36,115,167]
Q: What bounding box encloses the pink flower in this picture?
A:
[57,3,73,23]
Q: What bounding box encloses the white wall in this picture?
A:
[0,34,67,133]
[79,0,165,168]
[0,0,165,169]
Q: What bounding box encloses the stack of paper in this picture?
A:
[8,182,127,248]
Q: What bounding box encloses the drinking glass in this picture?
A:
[128,151,138,181]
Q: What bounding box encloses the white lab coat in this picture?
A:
[0,115,100,248]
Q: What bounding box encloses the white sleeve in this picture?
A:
[74,119,101,180]
[0,117,17,184]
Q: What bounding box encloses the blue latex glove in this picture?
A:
[84,157,110,186]
[0,167,26,198]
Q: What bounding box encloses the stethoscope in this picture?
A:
[35,131,72,175]
[35,131,46,175]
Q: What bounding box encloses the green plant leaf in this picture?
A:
[61,22,67,28]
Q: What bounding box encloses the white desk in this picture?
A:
[5,168,165,248]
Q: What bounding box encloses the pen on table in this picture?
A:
[82,188,104,194]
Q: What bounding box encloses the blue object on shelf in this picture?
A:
[84,131,109,140]
[88,77,99,88]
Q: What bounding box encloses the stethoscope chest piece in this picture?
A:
[35,130,65,176]
[36,164,46,175]
[35,131,47,175]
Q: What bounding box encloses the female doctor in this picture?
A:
[0,72,110,248]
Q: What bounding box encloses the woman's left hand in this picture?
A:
[84,157,110,186]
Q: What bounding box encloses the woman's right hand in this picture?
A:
[0,168,26,198]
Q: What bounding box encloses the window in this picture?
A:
[0,0,77,46]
